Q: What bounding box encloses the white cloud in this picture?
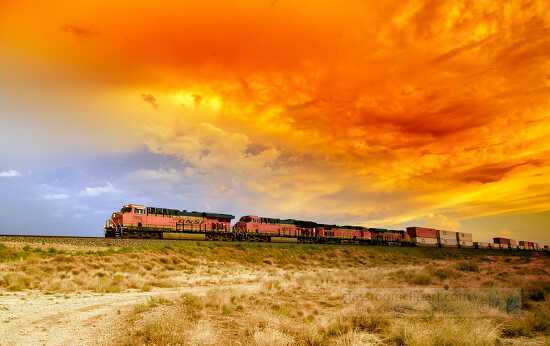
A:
[43,193,70,200]
[78,182,121,197]
[125,168,186,184]
[0,169,21,178]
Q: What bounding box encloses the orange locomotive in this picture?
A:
[321,225,372,243]
[233,216,321,241]
[232,216,373,243]
[105,204,234,239]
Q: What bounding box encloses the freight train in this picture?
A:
[105,204,548,251]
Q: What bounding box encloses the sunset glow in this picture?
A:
[1,0,549,242]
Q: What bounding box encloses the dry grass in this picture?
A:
[1,236,549,345]
[388,318,500,345]
[113,278,548,345]
[112,256,549,345]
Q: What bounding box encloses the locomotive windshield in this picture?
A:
[121,207,132,213]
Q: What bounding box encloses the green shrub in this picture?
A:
[388,317,499,346]
[501,305,550,337]
[324,309,389,338]
[2,272,32,291]
[456,261,480,272]
[523,282,550,302]
[412,273,432,285]
[391,269,433,286]
[429,267,460,281]
[222,304,234,315]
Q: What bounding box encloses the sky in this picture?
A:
[0,0,549,243]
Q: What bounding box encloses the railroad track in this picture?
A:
[0,234,104,239]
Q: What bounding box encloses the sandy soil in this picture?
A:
[0,282,261,346]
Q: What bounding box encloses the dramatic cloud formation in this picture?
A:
[0,0,549,241]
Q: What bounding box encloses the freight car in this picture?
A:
[407,227,439,247]
[474,241,490,249]
[104,204,548,251]
[493,237,511,249]
[457,232,474,248]
[519,241,536,250]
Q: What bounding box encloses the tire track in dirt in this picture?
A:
[0,282,261,346]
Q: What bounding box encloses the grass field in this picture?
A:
[0,236,549,345]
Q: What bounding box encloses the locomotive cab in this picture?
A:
[234,215,259,232]
[120,205,146,215]
[121,206,132,214]
[104,211,123,237]
[105,204,146,237]
[239,216,258,223]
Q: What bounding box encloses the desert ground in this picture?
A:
[0,236,548,346]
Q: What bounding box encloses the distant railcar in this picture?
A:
[519,241,535,250]
[474,242,490,249]
[493,237,511,250]
[457,232,474,248]
[438,230,459,248]
[407,227,439,247]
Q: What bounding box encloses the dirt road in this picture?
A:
[0,282,262,346]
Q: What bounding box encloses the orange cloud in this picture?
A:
[141,94,159,109]
[61,24,98,39]
[1,0,549,231]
